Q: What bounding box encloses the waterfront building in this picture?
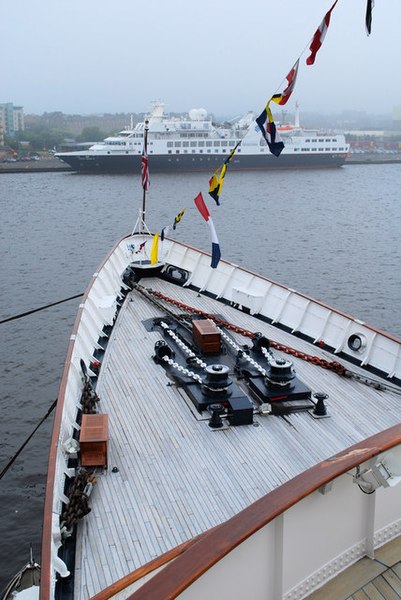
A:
[0,103,25,138]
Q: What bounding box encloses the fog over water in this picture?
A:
[2,0,401,117]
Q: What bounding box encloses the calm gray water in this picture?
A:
[1,164,400,588]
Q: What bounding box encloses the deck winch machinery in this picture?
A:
[154,317,321,427]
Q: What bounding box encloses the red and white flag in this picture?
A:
[194,193,221,269]
[306,0,338,66]
[271,60,300,106]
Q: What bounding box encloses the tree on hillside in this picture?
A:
[14,125,69,150]
[77,127,107,142]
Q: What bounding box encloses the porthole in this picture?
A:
[347,333,367,352]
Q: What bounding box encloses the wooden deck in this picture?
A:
[307,537,401,599]
[72,277,401,598]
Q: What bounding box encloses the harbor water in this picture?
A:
[1,164,401,588]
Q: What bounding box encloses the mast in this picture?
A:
[140,119,149,233]
[294,102,300,128]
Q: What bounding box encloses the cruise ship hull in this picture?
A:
[56,151,348,173]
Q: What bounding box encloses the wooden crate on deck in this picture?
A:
[192,319,221,355]
[79,414,108,468]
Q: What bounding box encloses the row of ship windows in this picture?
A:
[306,138,338,143]
[167,140,233,147]
[106,137,339,147]
[297,147,346,152]
[166,140,339,147]
[168,149,240,154]
[106,147,345,155]
[162,147,345,154]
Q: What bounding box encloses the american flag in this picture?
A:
[141,137,149,191]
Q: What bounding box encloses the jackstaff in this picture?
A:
[140,119,150,232]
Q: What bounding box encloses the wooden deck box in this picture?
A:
[192,319,221,354]
[79,414,108,468]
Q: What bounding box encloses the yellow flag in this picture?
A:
[173,208,186,229]
[150,233,159,265]
[208,142,240,205]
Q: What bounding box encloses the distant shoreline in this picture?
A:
[0,154,400,174]
[345,154,401,165]
[0,158,72,173]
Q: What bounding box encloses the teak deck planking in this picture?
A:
[72,278,401,598]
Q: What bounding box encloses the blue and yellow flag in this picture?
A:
[255,103,284,157]
[208,142,241,205]
[173,208,186,230]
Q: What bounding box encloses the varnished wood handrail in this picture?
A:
[125,424,401,600]
[89,533,211,600]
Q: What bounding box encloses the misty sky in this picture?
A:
[2,0,400,119]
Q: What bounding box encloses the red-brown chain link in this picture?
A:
[138,285,346,376]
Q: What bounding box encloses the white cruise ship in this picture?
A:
[55,102,349,173]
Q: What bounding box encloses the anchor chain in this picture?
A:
[161,355,203,384]
[60,469,96,538]
[160,321,207,368]
[216,326,268,376]
[135,285,347,377]
[134,285,401,393]
[80,379,100,414]
[268,340,346,376]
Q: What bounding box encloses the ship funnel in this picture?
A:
[148,101,165,122]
